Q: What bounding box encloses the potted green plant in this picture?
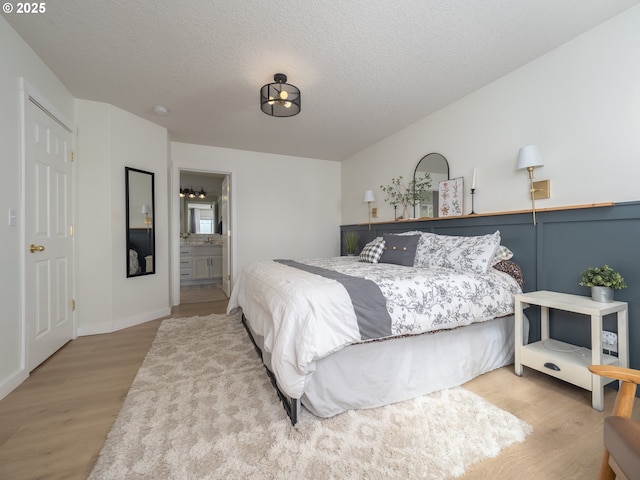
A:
[579,264,626,303]
[380,172,431,219]
[343,231,359,256]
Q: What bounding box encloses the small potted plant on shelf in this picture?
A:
[579,264,626,303]
[380,172,431,219]
[343,231,359,256]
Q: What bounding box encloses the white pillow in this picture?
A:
[427,231,501,274]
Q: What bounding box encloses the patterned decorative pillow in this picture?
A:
[491,245,514,266]
[427,231,501,274]
[413,232,436,268]
[379,233,420,267]
[493,260,525,288]
[359,238,385,263]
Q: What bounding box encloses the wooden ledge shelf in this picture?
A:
[354,202,614,227]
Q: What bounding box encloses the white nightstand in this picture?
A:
[514,290,628,411]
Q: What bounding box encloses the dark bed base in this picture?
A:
[241,314,300,426]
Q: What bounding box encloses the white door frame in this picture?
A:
[170,166,235,306]
[20,79,77,371]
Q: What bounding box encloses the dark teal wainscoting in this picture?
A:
[340,201,640,371]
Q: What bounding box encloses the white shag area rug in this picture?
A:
[89,313,532,480]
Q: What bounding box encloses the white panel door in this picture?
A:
[25,99,74,371]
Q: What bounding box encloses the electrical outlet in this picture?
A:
[602,330,618,353]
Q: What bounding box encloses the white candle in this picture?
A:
[472,168,477,189]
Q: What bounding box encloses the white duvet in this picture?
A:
[227,256,521,399]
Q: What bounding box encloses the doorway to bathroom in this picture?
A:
[174,169,232,306]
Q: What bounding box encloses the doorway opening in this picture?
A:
[174,169,232,306]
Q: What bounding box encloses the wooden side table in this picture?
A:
[514,290,628,411]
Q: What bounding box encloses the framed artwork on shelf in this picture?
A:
[438,177,464,217]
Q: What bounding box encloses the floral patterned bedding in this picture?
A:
[300,256,522,335]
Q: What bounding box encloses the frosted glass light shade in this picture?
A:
[363,190,375,202]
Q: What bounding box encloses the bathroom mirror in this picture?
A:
[413,153,449,218]
[125,167,155,277]
[186,201,216,234]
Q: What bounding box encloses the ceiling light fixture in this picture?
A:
[153,105,168,116]
[260,73,301,117]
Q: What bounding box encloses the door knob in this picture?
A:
[30,244,45,253]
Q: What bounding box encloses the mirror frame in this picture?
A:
[125,167,156,278]
[413,153,450,218]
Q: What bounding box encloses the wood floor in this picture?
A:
[1,298,638,479]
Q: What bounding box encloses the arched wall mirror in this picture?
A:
[413,153,449,218]
[125,167,155,277]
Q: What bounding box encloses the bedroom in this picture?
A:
[1,1,640,478]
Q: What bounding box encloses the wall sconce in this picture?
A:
[141,204,152,229]
[516,145,550,225]
[363,190,375,230]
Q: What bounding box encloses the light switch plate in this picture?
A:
[8,208,17,227]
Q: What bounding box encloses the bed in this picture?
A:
[227,230,527,424]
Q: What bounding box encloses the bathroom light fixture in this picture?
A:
[260,73,301,117]
[179,187,199,199]
[363,190,376,230]
[516,145,546,225]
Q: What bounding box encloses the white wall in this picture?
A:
[76,100,171,335]
[171,142,342,281]
[341,5,640,224]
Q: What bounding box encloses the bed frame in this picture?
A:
[242,314,300,425]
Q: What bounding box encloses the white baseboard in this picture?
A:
[0,368,28,401]
[77,307,171,336]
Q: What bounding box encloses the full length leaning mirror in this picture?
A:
[413,153,449,218]
[125,167,155,277]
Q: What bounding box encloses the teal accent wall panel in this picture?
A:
[341,202,640,370]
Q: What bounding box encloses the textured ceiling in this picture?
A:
[5,0,639,161]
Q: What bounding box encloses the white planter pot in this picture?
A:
[591,286,614,303]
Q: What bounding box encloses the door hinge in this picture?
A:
[69,225,75,236]
[71,299,76,311]
[70,150,75,161]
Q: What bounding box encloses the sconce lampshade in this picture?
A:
[517,145,544,170]
[141,204,151,215]
[363,190,376,203]
[260,73,301,117]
